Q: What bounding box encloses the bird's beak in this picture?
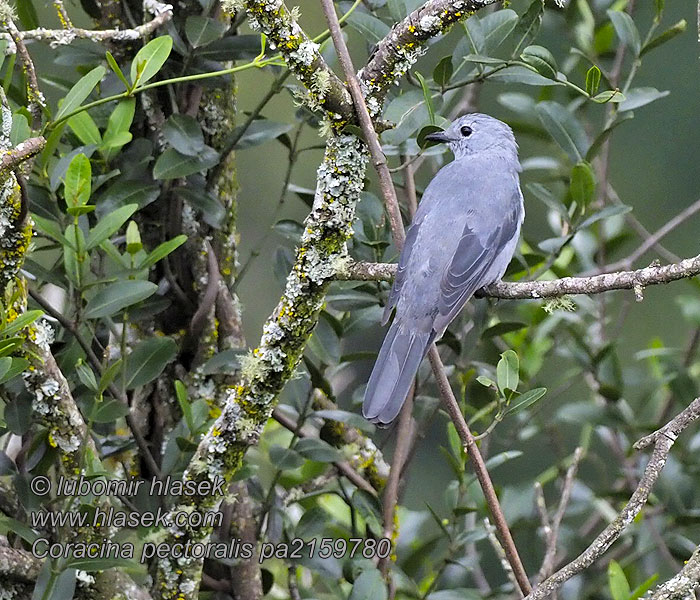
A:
[423,131,452,143]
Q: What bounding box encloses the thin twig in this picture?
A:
[3,16,45,127]
[485,517,522,595]
[525,398,700,600]
[272,407,377,495]
[606,197,700,271]
[429,346,532,595]
[380,385,415,576]
[536,447,583,583]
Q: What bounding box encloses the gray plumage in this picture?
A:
[363,113,524,426]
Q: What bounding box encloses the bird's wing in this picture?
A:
[433,198,520,333]
[382,216,422,325]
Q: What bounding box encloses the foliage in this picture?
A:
[0,0,698,599]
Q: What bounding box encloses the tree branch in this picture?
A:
[525,397,700,600]
[339,253,700,299]
[0,0,173,54]
[644,546,700,599]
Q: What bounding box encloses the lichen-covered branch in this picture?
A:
[155,134,368,598]
[644,546,700,599]
[525,398,700,600]
[0,0,173,54]
[339,253,700,299]
[0,545,42,583]
[360,0,495,107]
[0,137,45,175]
[238,0,354,121]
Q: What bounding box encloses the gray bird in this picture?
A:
[363,113,524,426]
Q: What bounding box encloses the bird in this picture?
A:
[362,113,524,426]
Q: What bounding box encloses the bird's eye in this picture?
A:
[460,125,473,137]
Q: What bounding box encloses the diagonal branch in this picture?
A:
[339,253,700,299]
[525,397,700,600]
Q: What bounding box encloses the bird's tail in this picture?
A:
[362,322,434,426]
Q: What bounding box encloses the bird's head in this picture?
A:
[424,113,518,161]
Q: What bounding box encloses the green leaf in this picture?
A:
[32,215,65,244]
[231,120,294,150]
[173,187,225,228]
[578,204,632,230]
[163,114,205,156]
[153,146,220,179]
[76,361,98,391]
[607,10,641,55]
[346,12,390,44]
[96,180,160,216]
[55,66,106,122]
[101,98,135,160]
[618,87,669,112]
[84,280,158,318]
[591,90,625,103]
[520,45,557,78]
[295,438,341,463]
[68,111,102,146]
[414,72,435,125]
[11,113,31,146]
[510,0,544,57]
[138,235,188,270]
[175,380,194,432]
[586,112,634,161]
[482,321,527,339]
[585,65,601,96]
[488,65,561,86]
[105,51,130,91]
[98,359,122,394]
[2,310,43,338]
[569,161,596,211]
[630,573,660,599]
[496,350,519,394]
[0,358,28,383]
[4,398,31,435]
[185,16,228,48]
[16,0,39,29]
[480,9,518,54]
[506,387,546,415]
[125,221,142,255]
[86,204,138,250]
[608,560,631,600]
[476,375,495,388]
[0,514,39,543]
[417,125,444,149]
[92,399,131,423]
[433,56,454,87]
[269,445,305,470]
[641,19,686,56]
[125,337,177,389]
[535,101,589,162]
[0,357,11,380]
[130,36,173,87]
[349,569,387,600]
[64,153,92,207]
